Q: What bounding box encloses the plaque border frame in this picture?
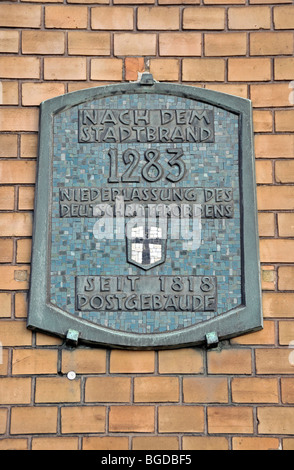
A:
[27,80,263,349]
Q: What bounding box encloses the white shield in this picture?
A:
[127,222,167,270]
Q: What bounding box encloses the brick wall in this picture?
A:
[0,0,294,451]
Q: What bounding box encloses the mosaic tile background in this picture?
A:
[51,93,241,334]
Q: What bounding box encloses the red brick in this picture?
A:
[35,333,62,346]
[182,436,229,450]
[205,0,244,3]
[114,33,157,56]
[251,0,292,3]
[35,377,81,403]
[257,186,294,210]
[0,293,12,318]
[114,0,154,3]
[232,378,279,403]
[0,439,28,450]
[0,321,32,346]
[250,32,293,56]
[110,350,155,373]
[0,266,30,290]
[251,84,292,108]
[15,293,28,319]
[232,437,280,450]
[17,238,31,264]
[0,161,36,184]
[256,349,294,374]
[228,6,271,29]
[109,406,155,432]
[159,33,202,56]
[32,437,78,451]
[0,4,41,28]
[278,267,294,291]
[0,108,38,132]
[275,160,294,183]
[258,407,294,434]
[183,7,225,30]
[16,235,32,265]
[150,59,179,81]
[22,0,64,2]
[160,0,198,3]
[207,348,252,374]
[253,110,273,133]
[22,31,65,55]
[21,134,38,159]
[44,58,87,81]
[68,31,110,56]
[0,81,18,105]
[283,439,294,450]
[255,160,272,183]
[68,81,110,92]
[0,57,40,79]
[258,213,275,237]
[137,7,180,30]
[158,406,204,433]
[279,321,294,346]
[228,58,271,81]
[12,349,58,375]
[260,239,294,263]
[21,0,64,2]
[0,239,13,264]
[0,134,18,158]
[38,331,57,355]
[61,406,106,433]
[125,57,145,81]
[0,409,7,434]
[275,58,294,80]
[134,377,179,402]
[158,348,203,374]
[69,0,108,2]
[11,407,58,434]
[91,58,123,81]
[132,436,179,450]
[263,292,294,318]
[22,83,65,106]
[0,350,9,376]
[281,378,294,404]
[0,378,31,404]
[183,58,225,82]
[0,31,19,53]
[18,186,35,210]
[183,377,228,403]
[91,7,133,30]
[231,320,275,345]
[205,32,247,56]
[83,437,129,451]
[45,5,88,29]
[0,213,33,237]
[278,213,294,237]
[61,349,106,374]
[275,110,294,132]
[274,5,294,29]
[85,377,131,402]
[208,407,254,434]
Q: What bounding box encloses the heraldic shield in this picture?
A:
[127,217,167,270]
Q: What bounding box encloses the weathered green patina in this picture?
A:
[27,74,262,349]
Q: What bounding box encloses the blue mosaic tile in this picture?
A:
[51,93,241,334]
